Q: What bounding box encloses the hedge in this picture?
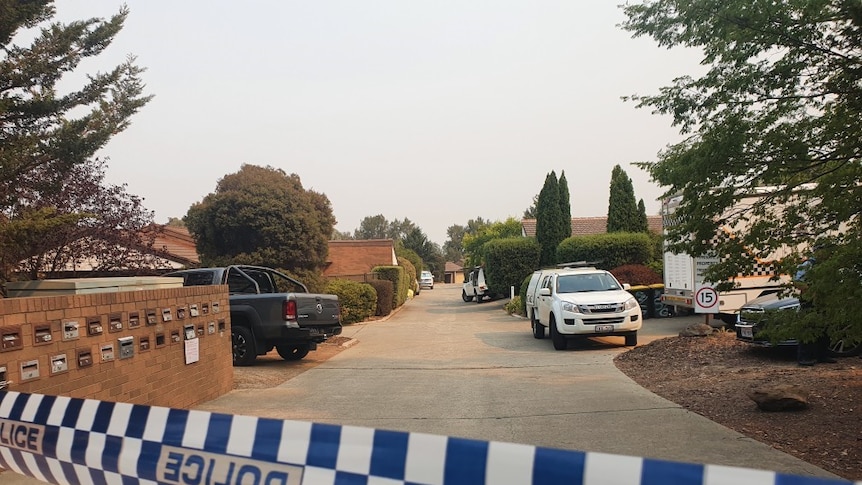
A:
[484,237,541,298]
[324,279,377,324]
[373,265,408,308]
[556,232,653,270]
[368,279,394,316]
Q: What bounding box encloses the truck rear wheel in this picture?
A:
[232,326,257,366]
[462,290,473,302]
[277,343,310,361]
[531,311,545,339]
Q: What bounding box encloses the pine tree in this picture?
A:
[536,171,564,266]
[637,199,649,233]
[607,165,640,233]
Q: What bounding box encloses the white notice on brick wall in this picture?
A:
[184,338,200,364]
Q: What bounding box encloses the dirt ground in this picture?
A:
[233,332,861,481]
[615,330,862,481]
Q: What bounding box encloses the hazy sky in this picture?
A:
[51,1,702,245]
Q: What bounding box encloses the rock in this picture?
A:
[747,384,809,412]
[678,323,714,337]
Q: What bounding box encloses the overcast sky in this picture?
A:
[51,1,702,246]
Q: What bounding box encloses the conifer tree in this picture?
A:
[607,165,640,233]
[536,171,564,266]
[558,171,572,239]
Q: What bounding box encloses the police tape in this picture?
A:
[0,391,854,485]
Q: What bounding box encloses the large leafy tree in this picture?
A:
[443,217,488,263]
[1,3,153,281]
[607,165,642,233]
[185,164,336,271]
[622,1,862,343]
[2,157,157,280]
[462,217,523,267]
[402,227,445,275]
[535,171,564,266]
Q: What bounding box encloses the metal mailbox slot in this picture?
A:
[202,303,210,315]
[1,328,22,351]
[170,329,181,343]
[34,324,53,345]
[218,319,226,332]
[109,313,124,333]
[63,321,80,340]
[197,324,205,337]
[87,317,103,337]
[208,322,215,335]
[212,302,220,313]
[51,354,68,374]
[176,307,187,320]
[146,309,158,326]
[128,312,141,329]
[162,308,173,322]
[0,366,7,390]
[77,349,93,368]
[184,324,196,341]
[139,336,150,352]
[190,304,199,317]
[155,333,166,348]
[118,337,134,359]
[20,360,40,381]
[101,343,115,362]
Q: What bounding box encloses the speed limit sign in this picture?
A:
[695,284,719,314]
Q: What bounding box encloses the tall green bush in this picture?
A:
[373,265,408,308]
[368,279,394,316]
[484,237,541,298]
[324,279,377,324]
[557,232,653,270]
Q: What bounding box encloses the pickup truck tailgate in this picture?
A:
[297,294,341,326]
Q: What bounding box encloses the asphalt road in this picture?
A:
[199,283,833,479]
[2,284,835,483]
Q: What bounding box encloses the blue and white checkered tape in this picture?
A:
[0,392,855,485]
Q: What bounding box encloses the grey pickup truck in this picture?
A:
[163,265,342,365]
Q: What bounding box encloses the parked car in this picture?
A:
[163,265,342,365]
[419,270,434,290]
[462,266,492,303]
[735,293,862,357]
[528,264,642,350]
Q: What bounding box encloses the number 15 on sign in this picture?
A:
[695,284,719,314]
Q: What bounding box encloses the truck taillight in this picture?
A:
[283,300,297,320]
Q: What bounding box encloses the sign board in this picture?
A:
[694,284,719,314]
[184,338,200,364]
[694,256,720,284]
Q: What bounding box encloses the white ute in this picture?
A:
[529,264,642,350]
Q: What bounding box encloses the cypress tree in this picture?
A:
[536,171,564,266]
[637,199,649,233]
[558,171,572,238]
[607,165,640,232]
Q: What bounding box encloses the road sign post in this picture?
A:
[694,284,719,314]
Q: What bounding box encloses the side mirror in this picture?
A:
[623,283,631,290]
[539,288,551,296]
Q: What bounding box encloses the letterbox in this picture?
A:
[202,303,210,315]
[77,349,93,368]
[1,327,22,351]
[128,312,141,329]
[162,308,173,322]
[20,360,40,381]
[212,302,220,313]
[139,336,150,352]
[101,343,115,362]
[63,320,80,341]
[118,337,134,359]
[109,313,124,333]
[190,304,199,317]
[34,324,53,345]
[176,307,187,320]
[87,317,103,337]
[208,321,216,335]
[51,354,68,374]
[170,329,181,343]
[184,324,196,341]
[146,309,158,326]
[155,333,166,348]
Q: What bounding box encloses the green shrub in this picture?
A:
[398,256,418,295]
[324,279,377,324]
[556,232,653,270]
[484,237,541,298]
[505,295,525,316]
[373,265,408,308]
[368,279,394,316]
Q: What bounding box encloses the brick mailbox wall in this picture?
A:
[0,285,234,409]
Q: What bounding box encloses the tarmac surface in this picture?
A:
[1,284,837,483]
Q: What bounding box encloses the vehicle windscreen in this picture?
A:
[556,273,620,293]
[173,272,212,287]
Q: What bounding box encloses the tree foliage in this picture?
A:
[462,218,522,267]
[535,171,564,266]
[443,217,488,263]
[558,171,572,238]
[622,0,862,342]
[401,227,444,275]
[0,3,154,282]
[353,214,416,241]
[607,165,642,233]
[185,164,335,271]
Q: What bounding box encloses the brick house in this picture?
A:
[322,239,398,281]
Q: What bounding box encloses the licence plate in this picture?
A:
[740,326,753,339]
[594,325,614,333]
[308,328,322,335]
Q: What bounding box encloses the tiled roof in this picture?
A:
[150,225,200,266]
[444,261,463,273]
[323,239,398,277]
[521,216,663,238]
